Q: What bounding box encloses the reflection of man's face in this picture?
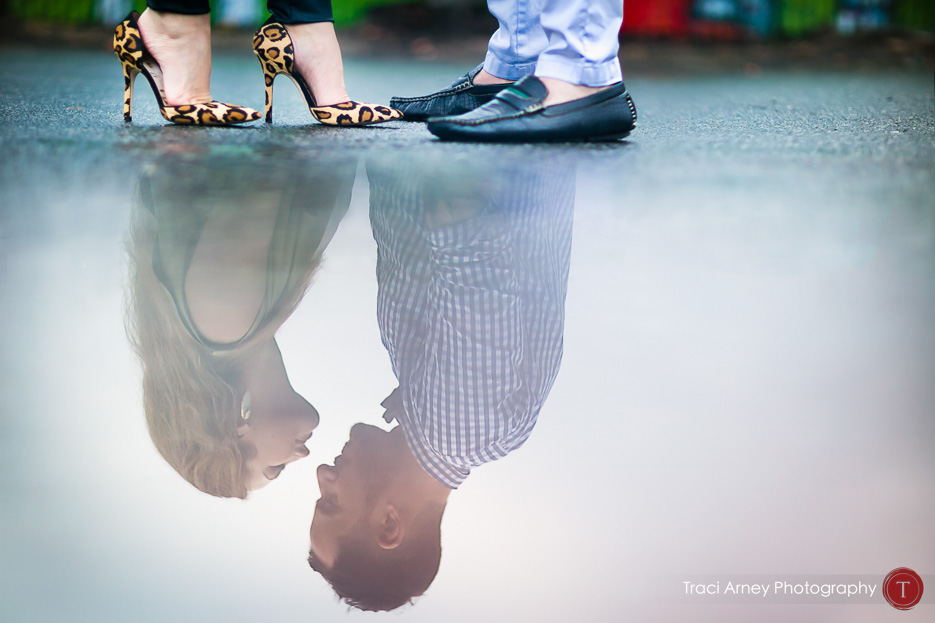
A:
[309,424,396,568]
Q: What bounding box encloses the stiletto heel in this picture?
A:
[253,22,402,126]
[263,66,275,123]
[113,11,261,126]
[122,63,139,122]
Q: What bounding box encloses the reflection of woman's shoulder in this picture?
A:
[140,152,358,354]
[183,204,277,348]
[161,205,325,355]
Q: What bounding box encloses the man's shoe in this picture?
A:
[389,64,515,121]
[426,76,637,143]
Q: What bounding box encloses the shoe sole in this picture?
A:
[583,130,632,142]
[430,127,634,143]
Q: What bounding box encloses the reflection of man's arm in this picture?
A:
[370,191,434,383]
[422,196,480,229]
[370,160,576,474]
[417,216,530,465]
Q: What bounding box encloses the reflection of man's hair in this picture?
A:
[308,502,446,612]
[125,203,319,499]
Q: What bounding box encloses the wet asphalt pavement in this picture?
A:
[1,45,932,217]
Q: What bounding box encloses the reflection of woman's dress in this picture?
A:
[370,158,576,488]
[141,160,353,354]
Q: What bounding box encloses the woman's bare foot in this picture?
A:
[285,22,350,107]
[137,9,213,106]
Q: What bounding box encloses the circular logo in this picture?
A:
[882,568,924,610]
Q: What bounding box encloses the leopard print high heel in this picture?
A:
[253,22,403,126]
[113,11,260,125]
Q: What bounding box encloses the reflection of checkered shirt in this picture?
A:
[370,161,575,489]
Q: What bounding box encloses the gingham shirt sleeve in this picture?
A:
[370,160,574,488]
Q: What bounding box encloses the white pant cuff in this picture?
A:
[534,56,623,87]
[483,52,537,81]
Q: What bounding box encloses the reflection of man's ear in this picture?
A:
[236,420,249,437]
[376,505,403,550]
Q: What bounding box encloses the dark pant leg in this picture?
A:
[146,1,211,14]
[267,0,333,24]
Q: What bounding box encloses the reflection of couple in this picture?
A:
[308,158,576,609]
[116,1,635,141]
[127,152,575,609]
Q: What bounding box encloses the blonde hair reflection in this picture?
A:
[126,205,319,499]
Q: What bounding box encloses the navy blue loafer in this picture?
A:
[389,64,515,121]
[426,76,637,143]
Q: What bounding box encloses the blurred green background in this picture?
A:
[6,0,935,33]
[6,0,409,27]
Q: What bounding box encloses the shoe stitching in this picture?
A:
[440,92,636,129]
[392,82,473,103]
[538,90,634,117]
[444,105,544,127]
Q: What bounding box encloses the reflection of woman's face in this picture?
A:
[237,340,319,491]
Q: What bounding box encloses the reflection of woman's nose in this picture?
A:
[295,393,320,430]
[317,464,336,483]
[295,444,310,458]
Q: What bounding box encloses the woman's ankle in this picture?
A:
[285,22,350,106]
[138,9,211,40]
[137,9,214,106]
